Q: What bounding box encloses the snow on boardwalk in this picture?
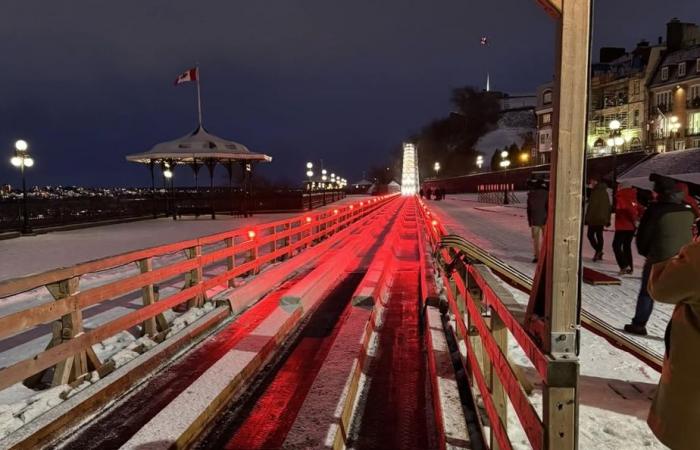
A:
[0,197,367,370]
[428,194,667,449]
[430,193,668,358]
[0,195,367,282]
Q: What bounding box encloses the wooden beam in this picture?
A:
[530,0,591,448]
[138,258,158,337]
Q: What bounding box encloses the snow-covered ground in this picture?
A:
[0,194,368,282]
[428,193,667,449]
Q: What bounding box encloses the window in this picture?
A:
[678,62,687,77]
[633,109,640,127]
[633,80,640,95]
[689,112,700,135]
[542,113,552,125]
[691,85,700,108]
[655,91,671,109]
[543,90,552,105]
[661,66,669,81]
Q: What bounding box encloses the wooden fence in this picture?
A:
[0,194,397,392]
[418,198,575,450]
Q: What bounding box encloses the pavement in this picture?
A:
[426,193,669,361]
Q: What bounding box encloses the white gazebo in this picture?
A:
[126,125,272,217]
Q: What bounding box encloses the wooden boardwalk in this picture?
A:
[428,195,668,362]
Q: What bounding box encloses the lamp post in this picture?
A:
[607,119,624,207]
[668,116,681,151]
[163,165,176,220]
[476,155,484,170]
[10,139,34,234]
[321,169,328,206]
[434,161,441,178]
[499,150,511,205]
[306,162,314,210]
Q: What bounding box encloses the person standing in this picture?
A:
[526,180,548,263]
[624,177,695,336]
[584,179,612,261]
[612,184,643,274]
[645,239,700,449]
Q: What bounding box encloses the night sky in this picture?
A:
[0,1,697,188]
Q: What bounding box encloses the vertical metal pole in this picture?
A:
[150,161,157,219]
[196,64,203,128]
[21,163,30,233]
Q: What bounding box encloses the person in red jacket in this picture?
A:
[676,181,700,238]
[613,184,644,274]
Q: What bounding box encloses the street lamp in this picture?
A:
[434,161,441,177]
[669,116,681,150]
[608,119,625,205]
[163,165,176,220]
[10,139,34,234]
[499,151,511,205]
[305,163,314,210]
[476,155,484,170]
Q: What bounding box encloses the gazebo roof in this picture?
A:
[126,125,272,164]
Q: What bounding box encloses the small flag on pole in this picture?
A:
[174,67,198,86]
[480,36,488,46]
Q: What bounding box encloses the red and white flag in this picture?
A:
[174,67,198,86]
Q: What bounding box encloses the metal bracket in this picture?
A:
[550,331,577,357]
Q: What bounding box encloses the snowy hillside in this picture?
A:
[475,110,536,169]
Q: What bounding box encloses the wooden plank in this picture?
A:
[138,258,158,337]
[490,311,508,450]
[466,292,544,450]
[0,258,198,339]
[0,238,199,299]
[225,237,235,288]
[469,266,549,380]
[0,283,202,391]
[535,0,562,18]
[545,387,577,449]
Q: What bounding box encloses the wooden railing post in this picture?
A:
[489,309,508,450]
[184,244,204,308]
[138,257,168,336]
[41,277,100,386]
[225,237,235,287]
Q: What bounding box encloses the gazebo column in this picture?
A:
[205,158,217,220]
[224,160,236,216]
[149,160,157,219]
[240,161,254,218]
[168,159,177,221]
[191,159,202,192]
[247,162,255,217]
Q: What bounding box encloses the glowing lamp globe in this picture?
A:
[15,140,28,151]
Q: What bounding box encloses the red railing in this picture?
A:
[0,194,399,392]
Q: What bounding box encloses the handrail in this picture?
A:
[417,198,546,450]
[0,194,399,392]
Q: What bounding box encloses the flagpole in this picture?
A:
[196,63,203,128]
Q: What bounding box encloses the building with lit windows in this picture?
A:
[587,41,663,155]
[534,82,553,165]
[648,19,700,152]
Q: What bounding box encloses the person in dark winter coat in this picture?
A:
[526,180,548,263]
[624,177,695,336]
[613,184,643,274]
[584,179,612,261]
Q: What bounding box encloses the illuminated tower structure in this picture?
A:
[401,142,419,195]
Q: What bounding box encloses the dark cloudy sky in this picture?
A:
[0,1,697,187]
